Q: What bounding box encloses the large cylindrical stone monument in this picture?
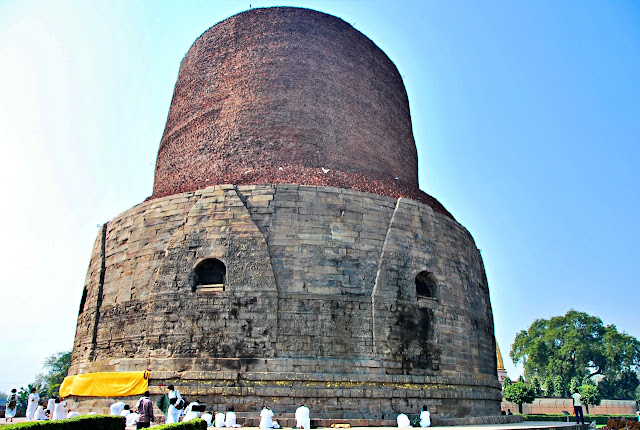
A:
[68,7,510,426]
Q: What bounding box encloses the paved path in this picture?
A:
[0,417,584,430]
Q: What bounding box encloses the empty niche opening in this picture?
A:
[415,271,438,299]
[194,258,226,293]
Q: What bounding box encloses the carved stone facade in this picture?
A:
[68,7,514,426]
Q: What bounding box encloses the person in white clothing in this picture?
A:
[120,405,131,417]
[26,388,40,421]
[215,411,226,427]
[183,400,201,422]
[5,389,18,422]
[126,412,140,427]
[295,404,310,429]
[572,389,585,425]
[52,397,67,420]
[225,406,240,427]
[397,413,411,428]
[260,405,275,429]
[67,411,81,418]
[419,405,431,428]
[202,412,213,426]
[34,402,49,421]
[110,401,125,416]
[46,397,56,420]
[167,385,181,402]
[165,397,180,424]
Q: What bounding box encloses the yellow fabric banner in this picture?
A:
[59,371,149,397]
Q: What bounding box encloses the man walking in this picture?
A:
[136,391,154,429]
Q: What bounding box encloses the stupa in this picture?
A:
[68,7,512,425]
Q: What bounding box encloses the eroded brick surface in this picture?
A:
[150,7,452,218]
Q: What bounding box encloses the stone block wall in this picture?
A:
[69,184,503,424]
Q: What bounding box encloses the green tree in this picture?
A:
[579,384,602,414]
[530,376,541,396]
[502,377,512,390]
[510,310,640,397]
[569,376,580,394]
[597,370,639,400]
[553,375,565,397]
[542,377,553,397]
[503,381,536,414]
[34,350,72,398]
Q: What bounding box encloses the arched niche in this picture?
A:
[193,258,226,293]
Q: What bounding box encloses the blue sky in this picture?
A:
[0,0,638,394]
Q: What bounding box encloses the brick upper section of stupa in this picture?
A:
[151,7,452,218]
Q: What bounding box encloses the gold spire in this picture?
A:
[496,342,505,371]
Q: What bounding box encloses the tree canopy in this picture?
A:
[34,350,72,398]
[510,310,640,399]
[503,381,536,413]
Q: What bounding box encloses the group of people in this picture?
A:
[109,391,155,429]
[397,406,431,428]
[125,385,313,429]
[5,387,75,422]
[9,382,431,429]
[160,385,241,427]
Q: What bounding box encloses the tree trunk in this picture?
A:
[518,403,523,414]
[585,404,590,414]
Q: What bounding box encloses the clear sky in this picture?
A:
[0,0,638,394]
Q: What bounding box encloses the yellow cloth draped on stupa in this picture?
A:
[59,371,149,397]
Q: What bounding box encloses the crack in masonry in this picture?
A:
[371,198,401,358]
[89,222,108,362]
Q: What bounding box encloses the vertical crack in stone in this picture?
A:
[371,198,401,357]
[89,222,108,362]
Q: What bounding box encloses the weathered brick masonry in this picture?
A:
[68,7,514,426]
[71,185,503,424]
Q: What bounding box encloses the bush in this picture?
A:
[2,415,124,430]
[155,419,207,430]
[521,414,637,425]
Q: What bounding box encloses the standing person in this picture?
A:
[295,404,310,429]
[260,405,275,429]
[5,389,18,422]
[420,405,431,428]
[26,387,40,421]
[572,388,585,425]
[52,397,68,420]
[165,397,180,424]
[167,384,181,402]
[136,391,154,429]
